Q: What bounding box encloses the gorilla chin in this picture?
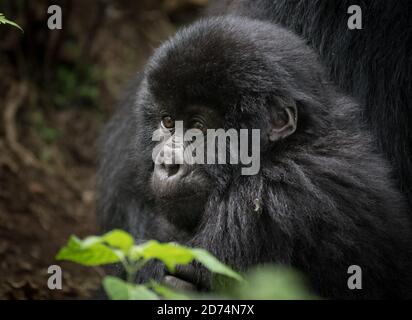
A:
[151,162,211,231]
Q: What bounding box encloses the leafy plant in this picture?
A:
[56,230,243,300]
[57,230,315,300]
[0,13,23,32]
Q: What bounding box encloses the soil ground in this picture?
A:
[0,0,207,299]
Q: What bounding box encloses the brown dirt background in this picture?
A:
[0,0,208,299]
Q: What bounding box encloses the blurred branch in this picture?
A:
[3,82,40,168]
[3,82,83,199]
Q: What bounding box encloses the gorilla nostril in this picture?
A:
[164,164,180,177]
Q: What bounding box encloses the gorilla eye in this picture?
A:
[191,118,207,133]
[161,116,175,129]
[192,121,205,131]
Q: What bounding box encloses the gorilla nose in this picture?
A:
[161,163,181,177]
[154,162,185,181]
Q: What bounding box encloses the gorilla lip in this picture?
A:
[150,168,209,200]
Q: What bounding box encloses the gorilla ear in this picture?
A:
[268,97,298,142]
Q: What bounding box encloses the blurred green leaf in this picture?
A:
[138,241,195,273]
[103,276,158,300]
[230,266,316,300]
[56,230,134,266]
[192,249,243,282]
[150,281,190,300]
[131,241,243,281]
[56,235,123,266]
[101,230,134,254]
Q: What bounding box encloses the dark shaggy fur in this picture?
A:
[210,0,412,209]
[98,17,412,299]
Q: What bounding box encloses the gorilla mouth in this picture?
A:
[150,163,211,201]
[150,172,209,231]
[154,184,209,202]
[156,189,206,201]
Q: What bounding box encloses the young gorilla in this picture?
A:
[98,17,412,299]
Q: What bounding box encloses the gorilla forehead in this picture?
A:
[144,17,322,110]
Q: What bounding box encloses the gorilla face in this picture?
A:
[148,104,220,230]
[150,105,218,200]
[137,17,304,232]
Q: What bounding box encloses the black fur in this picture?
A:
[210,0,412,209]
[98,17,412,299]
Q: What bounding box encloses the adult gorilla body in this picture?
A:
[211,0,412,209]
[98,17,412,298]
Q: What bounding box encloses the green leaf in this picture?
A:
[0,13,23,32]
[80,236,103,248]
[102,230,134,254]
[150,281,191,300]
[192,249,243,282]
[232,266,316,300]
[103,277,158,300]
[56,235,122,266]
[103,276,130,300]
[130,241,242,281]
[56,230,134,266]
[79,230,134,254]
[139,241,195,273]
[128,244,145,261]
[129,285,159,300]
